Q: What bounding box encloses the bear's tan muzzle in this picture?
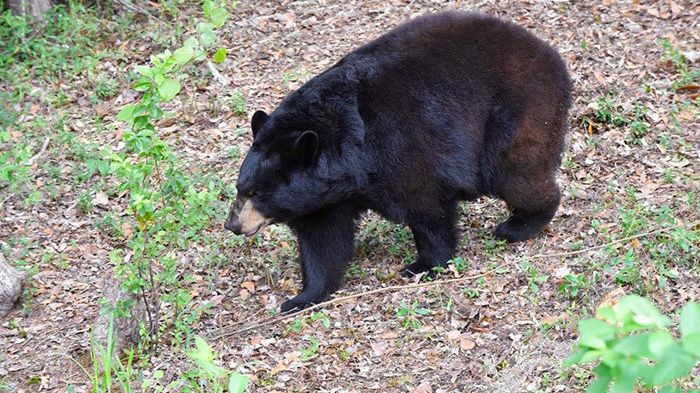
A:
[224,196,271,236]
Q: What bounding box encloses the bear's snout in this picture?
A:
[224,196,271,236]
[224,214,242,233]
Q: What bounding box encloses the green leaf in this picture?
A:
[173,44,194,65]
[580,349,604,364]
[600,350,622,368]
[157,78,181,101]
[202,0,212,18]
[680,302,700,337]
[134,77,153,92]
[213,47,227,64]
[681,332,700,358]
[650,345,696,385]
[117,104,137,122]
[611,368,636,393]
[135,65,154,77]
[184,36,199,49]
[578,319,616,350]
[648,330,675,357]
[597,305,616,323]
[188,336,225,379]
[210,6,229,28]
[197,22,216,47]
[612,332,652,358]
[618,295,671,329]
[659,387,683,393]
[563,349,587,367]
[586,364,613,393]
[227,372,250,393]
[415,308,430,315]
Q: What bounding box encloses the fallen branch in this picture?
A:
[527,220,699,260]
[26,137,50,166]
[207,262,512,340]
[208,220,699,339]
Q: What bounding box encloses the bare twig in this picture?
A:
[26,137,51,166]
[207,263,513,340]
[207,220,700,340]
[527,220,699,260]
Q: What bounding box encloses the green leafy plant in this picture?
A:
[66,310,137,393]
[627,103,650,144]
[558,273,593,299]
[396,301,430,330]
[661,38,700,90]
[300,337,321,362]
[111,0,232,347]
[230,89,246,115]
[521,261,548,294]
[95,76,119,100]
[186,336,250,393]
[448,256,469,272]
[565,295,700,393]
[594,93,628,127]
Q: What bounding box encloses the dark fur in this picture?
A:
[227,11,572,312]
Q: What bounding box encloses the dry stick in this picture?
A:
[209,220,700,339]
[26,137,51,166]
[527,220,700,260]
[208,263,512,340]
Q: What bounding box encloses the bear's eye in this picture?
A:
[248,190,255,197]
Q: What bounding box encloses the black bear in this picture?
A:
[225,11,572,312]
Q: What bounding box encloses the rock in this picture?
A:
[0,254,27,316]
[92,277,158,353]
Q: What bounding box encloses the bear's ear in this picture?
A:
[251,110,269,138]
[293,130,319,162]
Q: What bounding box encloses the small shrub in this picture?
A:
[565,295,700,393]
[230,89,246,115]
[396,301,430,330]
[95,76,118,100]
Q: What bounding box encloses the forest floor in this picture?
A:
[1,1,699,392]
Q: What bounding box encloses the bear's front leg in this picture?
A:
[282,203,360,313]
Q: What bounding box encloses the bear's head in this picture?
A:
[224,107,360,236]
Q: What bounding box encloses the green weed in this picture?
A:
[396,301,430,330]
[661,38,700,90]
[230,89,246,115]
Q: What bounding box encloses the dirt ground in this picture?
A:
[1,0,698,392]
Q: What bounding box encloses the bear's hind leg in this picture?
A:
[494,177,560,242]
[282,203,360,313]
[490,99,566,243]
[402,208,458,277]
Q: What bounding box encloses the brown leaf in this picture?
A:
[676,84,699,93]
[121,222,134,238]
[460,336,476,351]
[241,281,255,292]
[593,70,606,85]
[598,288,626,311]
[669,1,682,16]
[411,382,433,393]
[271,362,288,374]
[446,330,461,341]
[94,192,109,208]
[96,103,111,117]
